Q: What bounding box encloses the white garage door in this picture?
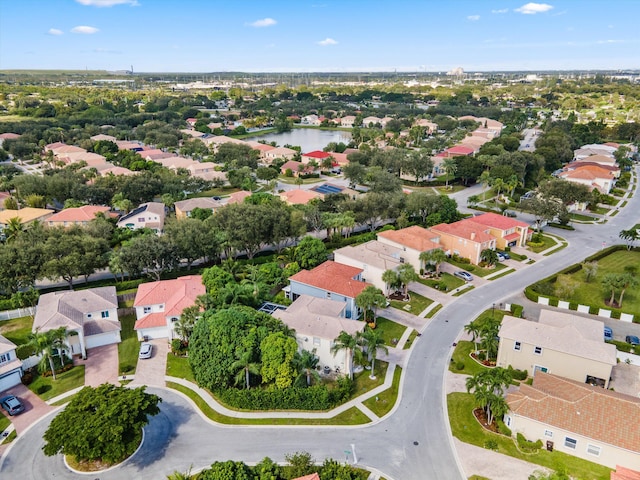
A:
[85,331,121,349]
[0,370,22,393]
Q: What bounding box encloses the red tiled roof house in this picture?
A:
[429,218,497,265]
[377,225,443,271]
[133,275,205,340]
[46,205,111,228]
[469,212,532,249]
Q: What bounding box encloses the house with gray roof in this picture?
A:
[0,335,23,392]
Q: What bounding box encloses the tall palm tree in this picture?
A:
[480,248,499,267]
[331,331,359,380]
[27,327,69,380]
[355,285,386,325]
[360,328,389,380]
[4,217,24,243]
[231,351,261,389]
[294,350,320,387]
[381,269,400,296]
[397,263,419,298]
[477,170,492,195]
[442,158,457,190]
[419,248,448,276]
[464,321,482,356]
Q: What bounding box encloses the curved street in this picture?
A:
[1,167,638,480]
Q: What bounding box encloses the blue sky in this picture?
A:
[1,0,639,72]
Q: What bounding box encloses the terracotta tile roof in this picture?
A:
[52,145,86,154]
[0,133,21,140]
[134,312,167,330]
[47,205,110,224]
[227,190,252,204]
[446,145,475,156]
[612,466,640,480]
[302,150,332,159]
[575,154,616,164]
[430,219,494,243]
[504,232,520,241]
[289,261,370,299]
[99,166,135,176]
[471,212,529,230]
[377,226,441,252]
[507,373,640,452]
[174,197,223,212]
[280,189,320,205]
[292,473,321,480]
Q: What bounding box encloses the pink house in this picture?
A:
[429,219,496,264]
[47,205,112,228]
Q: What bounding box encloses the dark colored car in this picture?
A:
[0,395,25,416]
[626,335,639,346]
[604,326,613,341]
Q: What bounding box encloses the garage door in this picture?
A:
[85,331,121,349]
[0,370,22,393]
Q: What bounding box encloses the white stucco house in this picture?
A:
[32,287,121,359]
[0,335,23,392]
[116,202,166,234]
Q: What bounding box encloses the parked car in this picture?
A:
[503,210,517,218]
[497,251,511,260]
[626,335,640,346]
[0,395,25,416]
[139,342,153,359]
[604,326,613,341]
[454,271,473,282]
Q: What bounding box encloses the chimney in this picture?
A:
[470,232,476,240]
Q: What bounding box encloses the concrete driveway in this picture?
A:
[77,344,120,387]
[0,384,54,434]
[131,339,168,387]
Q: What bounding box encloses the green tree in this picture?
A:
[28,327,69,380]
[397,263,419,298]
[583,261,599,283]
[112,234,179,281]
[331,331,360,381]
[442,157,457,189]
[260,332,298,389]
[381,269,401,296]
[231,350,261,390]
[464,320,482,356]
[601,273,625,307]
[465,367,513,425]
[419,248,448,275]
[285,451,316,479]
[294,349,320,387]
[480,248,499,267]
[619,228,640,251]
[355,285,387,325]
[360,327,389,380]
[43,385,161,464]
[293,235,328,269]
[617,272,638,307]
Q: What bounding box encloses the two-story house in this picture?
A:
[32,287,121,359]
[133,275,205,340]
[333,240,403,293]
[0,335,23,392]
[46,205,111,228]
[377,226,442,272]
[469,212,531,249]
[272,295,365,375]
[497,310,617,388]
[116,202,166,234]
[429,218,496,265]
[286,261,370,319]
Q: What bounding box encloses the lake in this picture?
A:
[248,128,352,152]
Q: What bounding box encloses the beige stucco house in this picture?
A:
[497,310,617,388]
[377,226,442,272]
[505,372,640,469]
[116,202,166,234]
[333,240,403,293]
[429,218,496,265]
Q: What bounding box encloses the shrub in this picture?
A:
[507,366,528,381]
[496,419,512,437]
[484,439,498,450]
[516,433,543,452]
[455,361,465,371]
[15,344,35,360]
[510,304,524,318]
[171,339,188,355]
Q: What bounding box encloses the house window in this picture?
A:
[143,306,152,314]
[0,353,9,364]
[171,317,179,323]
[137,217,145,222]
[313,337,321,347]
[326,292,331,299]
[564,437,577,449]
[101,311,109,318]
[544,430,553,438]
[504,415,511,427]
[586,444,601,456]
[534,346,542,355]
[514,341,521,351]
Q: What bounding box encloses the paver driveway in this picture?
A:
[0,384,54,435]
[131,339,168,387]
[78,344,119,387]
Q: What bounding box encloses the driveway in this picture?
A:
[131,339,168,387]
[0,384,54,435]
[610,363,640,397]
[77,344,119,387]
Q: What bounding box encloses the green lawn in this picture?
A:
[0,315,34,346]
[188,186,241,198]
[362,366,402,417]
[28,365,85,401]
[0,415,10,433]
[449,340,489,376]
[353,361,388,394]
[117,314,138,375]
[166,381,370,426]
[374,317,407,346]
[447,393,611,480]
[166,353,195,383]
[418,272,465,291]
[548,250,640,316]
[403,329,418,350]
[390,291,433,315]
[446,259,507,278]
[527,234,559,253]
[569,212,598,222]
[425,303,443,317]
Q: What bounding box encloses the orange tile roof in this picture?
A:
[227,191,252,204]
[470,212,529,230]
[378,226,441,252]
[292,474,320,480]
[289,261,370,298]
[612,466,640,480]
[134,312,166,329]
[47,205,110,223]
[280,189,320,205]
[507,373,640,452]
[430,219,494,243]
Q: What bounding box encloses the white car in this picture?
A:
[139,342,153,359]
[454,271,473,282]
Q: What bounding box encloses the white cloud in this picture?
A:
[317,38,338,46]
[515,3,553,14]
[248,18,277,27]
[467,15,480,21]
[492,8,508,14]
[71,25,100,34]
[47,28,63,36]
[75,0,139,6]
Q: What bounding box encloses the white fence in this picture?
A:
[0,307,35,321]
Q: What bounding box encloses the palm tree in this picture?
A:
[492,177,505,201]
[360,328,389,380]
[397,263,419,298]
[477,170,492,195]
[479,319,501,361]
[27,327,69,380]
[442,158,457,190]
[294,350,320,387]
[419,248,448,276]
[331,331,359,380]
[464,321,482,356]
[506,175,520,199]
[619,228,640,250]
[4,217,24,243]
[355,286,386,325]
[601,273,624,306]
[480,248,499,267]
[167,466,193,480]
[231,351,261,389]
[617,272,638,307]
[174,305,200,343]
[381,269,400,296]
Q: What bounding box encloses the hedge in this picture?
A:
[516,433,543,453]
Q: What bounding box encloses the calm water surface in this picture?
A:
[249,128,352,152]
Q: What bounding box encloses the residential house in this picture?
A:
[380,117,394,128]
[291,474,321,480]
[133,275,205,340]
[227,190,252,205]
[573,147,616,161]
[377,226,442,271]
[90,134,117,142]
[116,202,166,234]
[468,212,531,249]
[340,116,356,128]
[611,466,640,480]
[46,205,111,228]
[264,146,297,162]
[574,154,618,167]
[362,116,382,127]
[280,160,316,177]
[333,240,403,293]
[245,141,276,159]
[115,140,144,152]
[0,335,23,392]
[497,310,617,388]
[301,150,333,165]
[98,165,136,177]
[504,372,640,469]
[286,261,371,319]
[327,151,349,166]
[174,197,223,219]
[438,145,475,158]
[0,207,54,237]
[429,218,496,264]
[32,287,121,359]
[0,133,21,148]
[458,116,504,136]
[186,118,197,127]
[200,135,248,151]
[272,295,365,375]
[45,143,86,156]
[181,129,206,139]
[460,135,490,151]
[279,189,321,205]
[413,119,438,134]
[559,166,616,194]
[309,183,359,200]
[300,114,321,126]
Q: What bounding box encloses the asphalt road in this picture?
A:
[2,167,638,480]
